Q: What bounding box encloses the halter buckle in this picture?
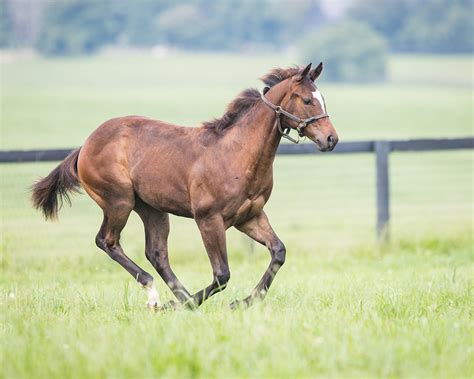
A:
[281,130,300,144]
[296,122,306,137]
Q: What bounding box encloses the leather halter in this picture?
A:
[261,93,329,144]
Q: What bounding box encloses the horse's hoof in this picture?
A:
[229,299,243,310]
[230,297,253,310]
[155,300,178,313]
[143,281,161,311]
[146,301,160,311]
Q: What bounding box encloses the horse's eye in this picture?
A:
[303,98,311,105]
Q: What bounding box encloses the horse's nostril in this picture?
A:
[327,135,334,146]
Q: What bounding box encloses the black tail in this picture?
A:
[31,148,82,221]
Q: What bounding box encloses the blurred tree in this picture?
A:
[36,0,125,55]
[0,0,13,47]
[396,0,473,53]
[1,0,49,48]
[117,0,174,46]
[34,0,326,55]
[300,21,388,82]
[348,0,473,53]
[153,0,325,50]
[5,0,473,55]
[155,3,213,49]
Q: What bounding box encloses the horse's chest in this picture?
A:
[221,170,273,225]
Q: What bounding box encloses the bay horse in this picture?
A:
[32,63,338,311]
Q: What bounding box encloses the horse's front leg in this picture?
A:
[192,214,231,306]
[231,210,286,309]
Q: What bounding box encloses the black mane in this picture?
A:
[202,66,302,133]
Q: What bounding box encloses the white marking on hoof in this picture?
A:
[143,282,161,308]
[312,89,326,112]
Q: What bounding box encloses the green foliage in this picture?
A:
[3,0,473,55]
[35,0,324,55]
[36,0,125,55]
[110,0,175,47]
[0,0,12,47]
[300,22,388,82]
[348,0,473,53]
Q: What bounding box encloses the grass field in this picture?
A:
[1,52,473,378]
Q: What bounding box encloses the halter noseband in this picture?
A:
[261,93,329,144]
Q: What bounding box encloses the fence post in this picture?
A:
[375,141,390,242]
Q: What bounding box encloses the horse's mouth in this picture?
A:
[314,139,336,152]
[318,146,332,152]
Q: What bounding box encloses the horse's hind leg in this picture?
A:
[95,204,157,306]
[79,149,158,307]
[135,202,195,309]
[231,211,285,309]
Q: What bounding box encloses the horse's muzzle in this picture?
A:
[315,133,338,152]
[326,134,338,151]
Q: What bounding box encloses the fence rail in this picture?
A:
[1,137,472,241]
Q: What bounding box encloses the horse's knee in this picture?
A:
[273,241,286,266]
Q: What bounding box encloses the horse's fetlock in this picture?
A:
[273,241,286,266]
[138,272,154,287]
[215,270,230,287]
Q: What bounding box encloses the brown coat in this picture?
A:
[32,63,338,310]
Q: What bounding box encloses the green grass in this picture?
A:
[1,52,473,378]
[389,54,473,88]
[1,232,472,378]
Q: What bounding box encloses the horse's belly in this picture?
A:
[144,196,194,218]
[134,180,193,217]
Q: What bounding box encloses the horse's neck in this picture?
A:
[225,88,285,181]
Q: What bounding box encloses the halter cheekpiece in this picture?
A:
[261,93,329,144]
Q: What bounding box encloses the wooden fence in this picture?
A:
[1,137,472,241]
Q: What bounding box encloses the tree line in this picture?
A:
[347,0,473,54]
[1,0,472,56]
[1,0,325,54]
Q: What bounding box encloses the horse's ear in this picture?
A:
[310,62,323,81]
[297,63,312,81]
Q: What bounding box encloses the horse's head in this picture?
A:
[279,63,338,151]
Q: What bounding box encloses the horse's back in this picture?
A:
[77,116,199,213]
[78,115,195,171]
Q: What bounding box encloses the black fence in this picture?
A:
[1,137,472,241]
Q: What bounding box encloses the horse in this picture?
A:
[31,62,338,311]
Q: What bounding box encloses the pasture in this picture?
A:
[1,53,473,378]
